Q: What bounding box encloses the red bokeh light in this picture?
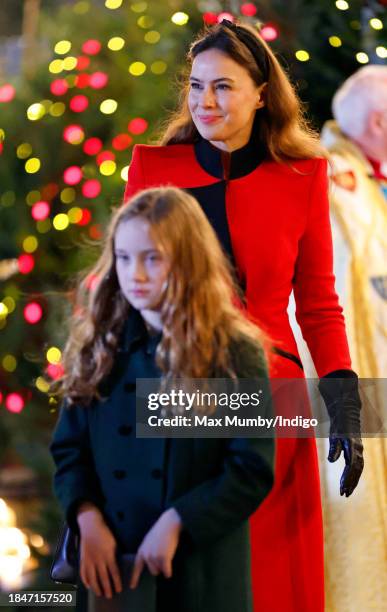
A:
[69,95,89,112]
[75,73,91,88]
[63,124,85,144]
[260,25,279,41]
[24,302,43,324]
[63,166,83,185]
[83,137,103,155]
[128,118,148,135]
[0,142,3,155]
[0,84,16,103]
[112,133,133,151]
[0,391,2,404]
[89,72,108,89]
[203,12,218,24]
[50,79,68,96]
[82,40,102,56]
[76,56,91,70]
[82,179,101,199]
[241,3,257,16]
[5,393,25,413]
[31,201,50,221]
[77,209,92,226]
[96,150,115,165]
[18,254,35,274]
[217,12,234,23]
[41,183,59,200]
[89,224,102,240]
[46,363,65,380]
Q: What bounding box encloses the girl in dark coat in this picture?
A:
[123,18,364,612]
[49,186,275,612]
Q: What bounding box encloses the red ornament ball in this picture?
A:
[24,302,43,324]
[18,254,35,274]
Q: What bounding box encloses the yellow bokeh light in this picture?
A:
[171,12,189,26]
[335,0,349,9]
[100,99,118,114]
[144,30,160,44]
[137,15,154,28]
[16,143,32,159]
[68,207,83,223]
[36,377,51,393]
[151,60,167,74]
[36,219,51,233]
[25,158,41,174]
[295,50,310,61]
[63,56,77,71]
[376,46,387,59]
[47,347,61,364]
[3,297,15,313]
[49,102,66,117]
[73,1,90,14]
[0,303,8,318]
[329,36,342,47]
[23,236,38,253]
[107,37,125,51]
[55,40,72,54]
[27,103,45,121]
[370,18,383,30]
[3,355,17,372]
[26,190,40,206]
[0,129,5,142]
[105,0,123,8]
[129,61,146,76]
[356,52,369,64]
[100,160,117,176]
[120,166,129,181]
[49,59,63,74]
[131,2,148,12]
[60,188,76,204]
[53,213,70,231]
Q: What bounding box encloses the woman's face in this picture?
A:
[114,218,169,313]
[188,48,265,151]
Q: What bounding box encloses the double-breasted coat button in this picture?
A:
[113,469,126,480]
[118,425,133,436]
[124,382,136,392]
[151,468,163,479]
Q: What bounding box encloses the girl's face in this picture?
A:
[114,218,169,313]
[188,48,265,151]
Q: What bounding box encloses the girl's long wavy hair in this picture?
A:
[158,20,326,162]
[50,187,266,407]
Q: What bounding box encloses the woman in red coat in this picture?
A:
[123,19,364,612]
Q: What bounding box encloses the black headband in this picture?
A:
[220,19,269,81]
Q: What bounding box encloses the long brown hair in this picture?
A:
[158,20,326,162]
[49,187,267,406]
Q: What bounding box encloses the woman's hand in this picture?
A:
[77,502,123,599]
[130,508,182,589]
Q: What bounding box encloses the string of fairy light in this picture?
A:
[0,0,386,415]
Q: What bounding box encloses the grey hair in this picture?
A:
[332,65,387,139]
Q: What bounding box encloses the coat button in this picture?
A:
[151,468,163,480]
[117,511,125,521]
[113,469,126,480]
[124,382,136,392]
[118,424,133,436]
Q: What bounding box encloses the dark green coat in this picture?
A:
[50,308,275,612]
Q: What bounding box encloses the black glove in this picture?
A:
[318,371,364,497]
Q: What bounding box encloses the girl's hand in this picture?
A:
[77,503,123,599]
[130,508,182,589]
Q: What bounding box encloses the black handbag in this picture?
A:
[50,522,79,586]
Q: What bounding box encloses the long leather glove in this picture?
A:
[318,371,364,497]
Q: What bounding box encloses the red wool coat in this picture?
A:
[124,136,353,612]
